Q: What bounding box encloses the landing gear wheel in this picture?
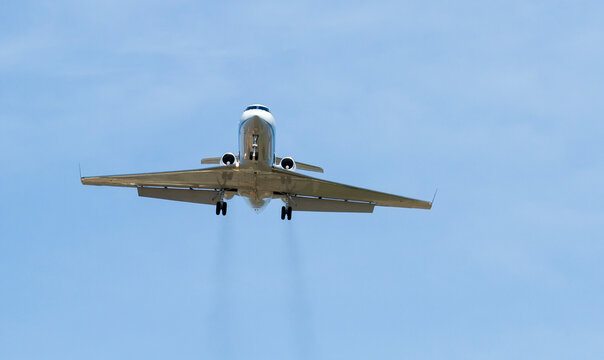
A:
[216,201,227,216]
[249,153,253,160]
[254,152,258,161]
[287,206,292,220]
[281,206,286,220]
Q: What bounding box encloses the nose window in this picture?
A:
[245,105,270,113]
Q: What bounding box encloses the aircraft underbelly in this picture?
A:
[237,116,275,210]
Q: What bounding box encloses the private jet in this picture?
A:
[81,104,434,220]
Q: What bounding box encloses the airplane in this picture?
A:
[81,104,434,220]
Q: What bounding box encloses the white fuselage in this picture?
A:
[237,107,277,210]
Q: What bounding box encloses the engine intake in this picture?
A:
[280,157,295,170]
[221,153,237,166]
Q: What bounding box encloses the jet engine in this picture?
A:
[220,152,237,166]
[280,157,296,170]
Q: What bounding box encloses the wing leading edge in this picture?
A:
[81,166,238,190]
[265,168,432,210]
[81,166,432,211]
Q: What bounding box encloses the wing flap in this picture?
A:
[137,187,220,204]
[289,196,374,212]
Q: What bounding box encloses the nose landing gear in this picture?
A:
[249,134,259,160]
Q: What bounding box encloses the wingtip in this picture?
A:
[430,188,438,208]
[79,163,88,185]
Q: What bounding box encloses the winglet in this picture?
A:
[429,188,438,208]
[79,163,84,184]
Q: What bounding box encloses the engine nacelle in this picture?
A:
[280,157,296,170]
[220,152,238,166]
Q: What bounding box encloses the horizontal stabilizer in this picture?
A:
[201,157,221,164]
[275,157,324,173]
[138,187,220,205]
[296,162,324,173]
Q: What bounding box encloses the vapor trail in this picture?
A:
[284,222,314,360]
[209,218,232,360]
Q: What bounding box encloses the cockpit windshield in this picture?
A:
[245,105,270,113]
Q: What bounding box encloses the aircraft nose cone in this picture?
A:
[245,115,263,126]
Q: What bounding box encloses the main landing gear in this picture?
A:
[281,206,292,220]
[215,201,227,216]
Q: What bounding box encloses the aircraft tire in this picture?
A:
[287,206,292,220]
[281,206,286,220]
[222,202,227,216]
[215,202,221,215]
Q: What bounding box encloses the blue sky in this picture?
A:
[1,1,603,359]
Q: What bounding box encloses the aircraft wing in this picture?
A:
[81,166,238,189]
[266,168,432,210]
[81,166,432,211]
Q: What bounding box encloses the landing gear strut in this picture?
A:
[281,206,292,220]
[216,201,227,216]
[250,134,259,161]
